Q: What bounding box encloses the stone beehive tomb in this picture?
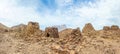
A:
[26,21,40,35]
[82,23,95,33]
[45,27,59,38]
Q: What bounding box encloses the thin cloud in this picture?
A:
[0,0,120,30]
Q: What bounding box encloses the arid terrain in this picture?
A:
[0,22,120,54]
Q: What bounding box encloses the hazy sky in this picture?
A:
[0,0,120,30]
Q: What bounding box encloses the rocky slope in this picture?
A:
[0,22,120,54]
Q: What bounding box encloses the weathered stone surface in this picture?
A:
[45,27,59,38]
[103,26,110,31]
[82,23,95,33]
[111,25,119,30]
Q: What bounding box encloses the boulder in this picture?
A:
[45,27,59,38]
[82,23,95,33]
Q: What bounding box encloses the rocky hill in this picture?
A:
[0,22,120,54]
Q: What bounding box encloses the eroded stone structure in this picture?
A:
[25,22,40,35]
[111,25,119,30]
[82,23,95,33]
[10,24,27,32]
[45,27,59,38]
[103,26,111,31]
[71,27,81,36]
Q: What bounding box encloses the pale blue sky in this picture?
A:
[0,0,120,30]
